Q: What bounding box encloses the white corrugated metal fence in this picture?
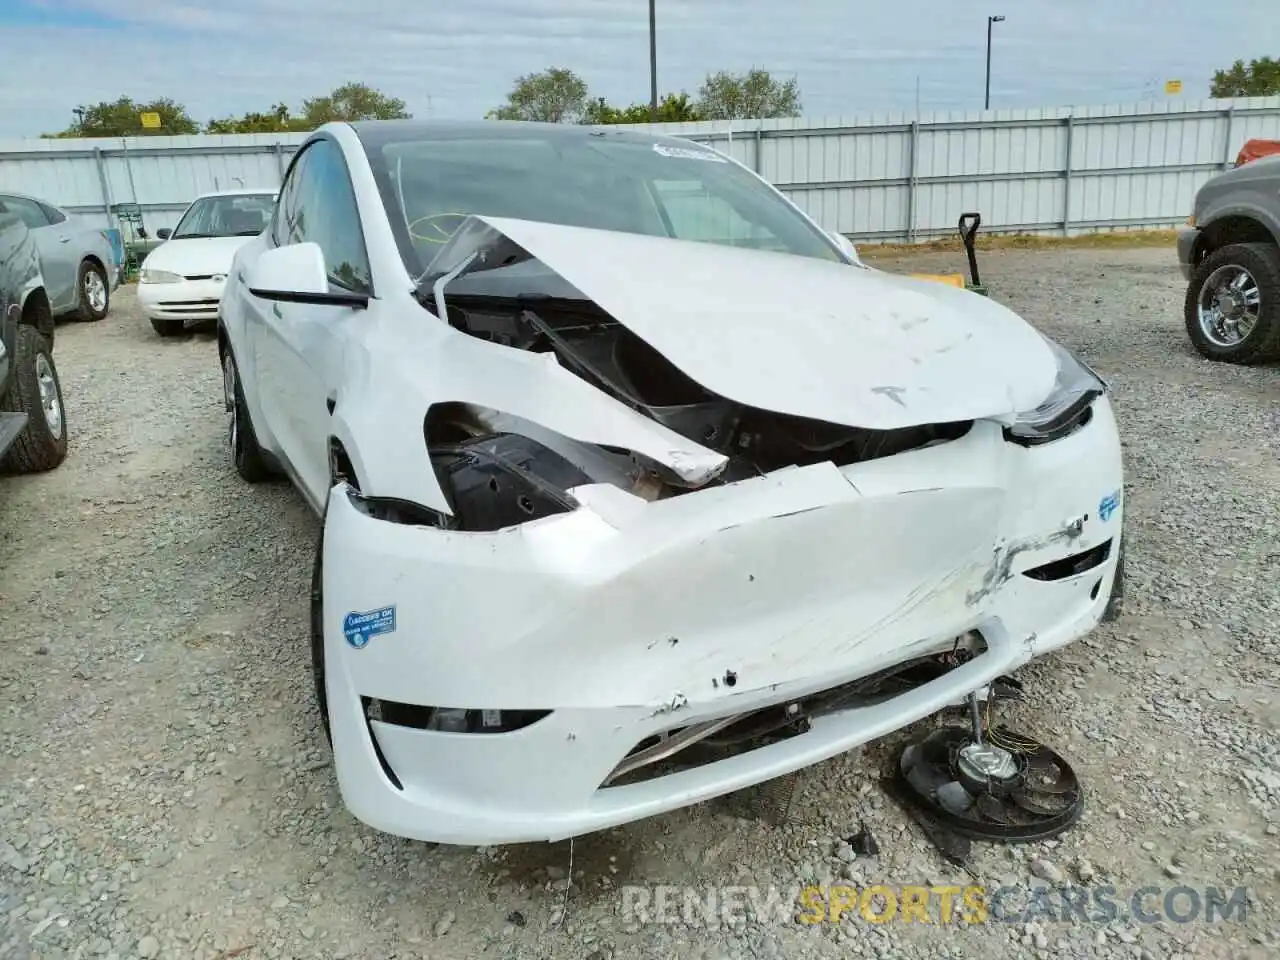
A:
[1,96,1277,243]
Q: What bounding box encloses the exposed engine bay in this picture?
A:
[417,278,972,530]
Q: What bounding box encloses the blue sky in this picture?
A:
[0,0,1277,138]
[3,1,113,27]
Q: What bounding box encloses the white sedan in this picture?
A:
[217,120,1126,847]
[138,189,276,336]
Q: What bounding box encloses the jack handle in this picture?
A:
[958,212,982,288]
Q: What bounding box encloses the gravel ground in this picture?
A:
[1,246,1277,960]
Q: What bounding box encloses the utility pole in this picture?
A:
[649,0,658,121]
[985,15,1005,110]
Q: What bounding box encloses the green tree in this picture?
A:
[300,82,411,125]
[487,67,590,123]
[205,102,310,134]
[696,69,802,120]
[1210,57,1280,97]
[583,92,703,125]
[43,96,198,138]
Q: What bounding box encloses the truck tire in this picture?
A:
[76,260,110,321]
[1184,241,1280,364]
[0,325,68,473]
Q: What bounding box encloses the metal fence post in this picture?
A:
[120,138,141,205]
[753,128,763,173]
[92,147,115,228]
[1062,113,1074,236]
[273,142,285,181]
[905,120,919,243]
[1221,105,1236,170]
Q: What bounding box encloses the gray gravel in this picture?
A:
[1,246,1278,960]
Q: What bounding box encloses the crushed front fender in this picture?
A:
[320,399,1125,844]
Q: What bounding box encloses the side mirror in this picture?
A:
[156,227,172,240]
[828,230,861,263]
[247,242,368,308]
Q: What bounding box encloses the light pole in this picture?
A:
[985,15,1005,110]
[648,0,658,121]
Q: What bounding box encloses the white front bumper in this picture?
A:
[136,277,226,322]
[321,398,1126,845]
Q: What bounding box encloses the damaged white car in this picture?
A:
[217,120,1126,846]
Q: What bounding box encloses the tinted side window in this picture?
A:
[272,147,310,247]
[0,196,51,230]
[38,202,67,225]
[282,139,372,294]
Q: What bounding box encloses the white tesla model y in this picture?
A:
[216,120,1126,846]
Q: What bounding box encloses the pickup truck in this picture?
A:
[0,212,68,473]
[1177,154,1280,364]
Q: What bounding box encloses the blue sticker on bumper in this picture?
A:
[343,606,396,649]
[1098,489,1121,522]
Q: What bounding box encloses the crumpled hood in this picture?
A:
[142,236,254,277]
[442,216,1061,431]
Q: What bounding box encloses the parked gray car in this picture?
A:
[0,210,67,473]
[1177,154,1280,364]
[0,192,118,323]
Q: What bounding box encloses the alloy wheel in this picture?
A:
[1197,264,1261,347]
[35,353,63,437]
[85,269,107,313]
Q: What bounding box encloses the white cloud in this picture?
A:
[1,0,1278,137]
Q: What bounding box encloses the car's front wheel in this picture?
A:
[221,349,271,482]
[0,324,68,473]
[311,522,333,746]
[77,261,110,321]
[1184,242,1280,364]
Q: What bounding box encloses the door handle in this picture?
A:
[58,236,71,244]
[271,303,282,318]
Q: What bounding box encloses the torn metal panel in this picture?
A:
[434,214,1060,430]
[418,217,986,508]
[330,315,730,513]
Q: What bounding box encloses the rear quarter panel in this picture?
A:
[79,221,119,291]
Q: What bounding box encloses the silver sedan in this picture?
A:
[0,192,119,321]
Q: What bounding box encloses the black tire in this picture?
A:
[0,325,68,474]
[150,316,185,337]
[1102,541,1125,623]
[1183,241,1280,364]
[311,522,333,746]
[221,349,272,482]
[76,260,110,321]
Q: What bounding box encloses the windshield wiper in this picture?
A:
[413,285,593,318]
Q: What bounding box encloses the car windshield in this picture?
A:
[367,131,844,280]
[171,194,276,239]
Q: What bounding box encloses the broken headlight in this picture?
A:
[1003,337,1106,447]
